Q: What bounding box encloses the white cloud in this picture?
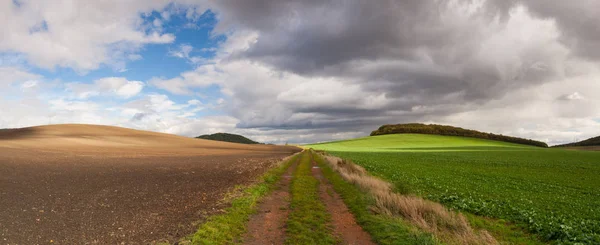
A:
[128,54,143,61]
[0,66,41,87]
[169,44,193,59]
[115,81,145,98]
[67,77,144,99]
[441,72,600,145]
[49,99,100,112]
[187,99,202,105]
[0,0,176,72]
[167,43,208,65]
[149,64,222,94]
[21,80,38,89]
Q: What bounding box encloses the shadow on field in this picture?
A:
[0,128,37,140]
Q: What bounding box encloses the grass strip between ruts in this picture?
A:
[285,151,337,244]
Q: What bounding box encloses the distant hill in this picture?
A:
[196,133,260,144]
[371,123,548,148]
[554,135,600,147]
[0,124,283,155]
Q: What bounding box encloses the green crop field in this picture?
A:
[307,134,600,244]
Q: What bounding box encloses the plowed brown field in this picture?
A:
[0,124,299,244]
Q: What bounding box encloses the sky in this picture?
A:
[1,0,599,145]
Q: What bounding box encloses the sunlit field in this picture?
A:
[308,134,600,244]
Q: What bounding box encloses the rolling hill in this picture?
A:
[371,123,548,147]
[196,132,260,144]
[0,124,300,244]
[555,135,600,148]
[0,124,290,156]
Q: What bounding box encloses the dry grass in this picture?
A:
[321,154,497,245]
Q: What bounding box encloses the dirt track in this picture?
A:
[243,156,299,245]
[241,151,374,245]
[311,157,374,245]
[0,124,299,244]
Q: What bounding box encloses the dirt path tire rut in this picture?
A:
[310,154,375,245]
[242,157,300,244]
[242,151,374,245]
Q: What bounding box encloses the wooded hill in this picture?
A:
[554,135,600,147]
[196,132,260,144]
[371,123,548,148]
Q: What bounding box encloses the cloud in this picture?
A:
[66,77,144,99]
[169,44,194,59]
[168,43,208,65]
[558,92,585,101]
[49,99,100,112]
[0,0,176,72]
[211,1,572,103]
[487,0,600,60]
[0,66,41,87]
[1,1,599,146]
[148,64,222,95]
[146,0,600,145]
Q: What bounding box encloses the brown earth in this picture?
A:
[0,124,300,244]
[241,156,299,245]
[310,155,375,245]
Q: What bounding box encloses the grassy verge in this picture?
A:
[285,151,337,244]
[464,214,545,245]
[311,151,439,245]
[321,149,595,244]
[186,154,299,245]
[314,151,545,245]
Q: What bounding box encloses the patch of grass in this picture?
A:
[188,154,299,245]
[311,151,439,245]
[464,214,545,245]
[307,134,600,244]
[285,151,337,245]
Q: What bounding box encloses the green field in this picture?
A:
[307,134,600,244]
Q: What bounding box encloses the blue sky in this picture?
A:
[1,1,599,145]
[30,8,224,115]
[1,2,236,138]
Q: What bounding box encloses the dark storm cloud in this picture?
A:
[214,0,456,73]
[214,1,564,91]
[204,0,596,136]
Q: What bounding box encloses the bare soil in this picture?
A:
[242,156,299,245]
[311,157,375,245]
[0,124,299,244]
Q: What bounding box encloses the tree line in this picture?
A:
[370,123,548,148]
